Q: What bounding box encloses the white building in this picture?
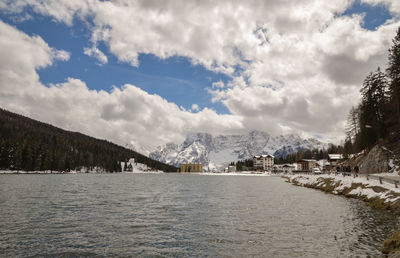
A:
[121,158,148,172]
[272,164,295,174]
[297,159,319,172]
[328,154,344,166]
[253,154,274,171]
[224,165,237,173]
[228,165,236,172]
[282,164,295,174]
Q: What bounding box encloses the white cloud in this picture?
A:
[0,20,243,152]
[0,0,91,26]
[1,0,400,149]
[211,81,225,89]
[83,46,108,65]
[191,104,199,112]
[0,0,351,73]
[0,20,70,95]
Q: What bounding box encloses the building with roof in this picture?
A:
[253,154,274,171]
[328,154,344,165]
[180,163,203,173]
[272,164,283,173]
[296,159,319,172]
[121,158,148,172]
[282,164,295,174]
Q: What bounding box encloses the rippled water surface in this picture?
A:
[0,174,399,257]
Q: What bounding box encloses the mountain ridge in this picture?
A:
[0,108,177,172]
[150,131,328,171]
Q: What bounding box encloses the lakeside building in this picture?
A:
[317,159,333,172]
[121,158,148,172]
[272,164,296,174]
[296,159,319,172]
[180,163,203,173]
[223,165,237,173]
[253,154,274,171]
[328,154,344,166]
[282,164,295,174]
[272,164,283,173]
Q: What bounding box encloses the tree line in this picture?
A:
[344,27,400,154]
[0,108,177,172]
[234,159,253,171]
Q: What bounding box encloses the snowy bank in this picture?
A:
[289,174,400,211]
[199,172,273,176]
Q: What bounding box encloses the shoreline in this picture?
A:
[287,174,400,255]
[0,170,164,174]
[0,170,287,176]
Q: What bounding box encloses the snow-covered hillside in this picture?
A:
[149,131,328,171]
[121,158,150,172]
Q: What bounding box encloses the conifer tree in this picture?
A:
[358,67,389,149]
[0,108,177,172]
[345,106,360,142]
[387,27,400,128]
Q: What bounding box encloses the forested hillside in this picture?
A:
[0,108,177,172]
[344,27,400,156]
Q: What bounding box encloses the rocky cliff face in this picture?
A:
[150,130,328,171]
[360,145,390,174]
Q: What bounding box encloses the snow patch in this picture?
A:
[290,174,400,203]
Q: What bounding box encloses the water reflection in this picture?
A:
[0,174,398,257]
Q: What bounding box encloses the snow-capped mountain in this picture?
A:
[149,131,328,171]
[124,142,151,156]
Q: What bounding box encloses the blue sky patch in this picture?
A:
[0,12,231,114]
[343,0,392,30]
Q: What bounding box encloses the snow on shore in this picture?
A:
[0,170,70,174]
[199,172,273,176]
[290,174,400,204]
[0,170,165,174]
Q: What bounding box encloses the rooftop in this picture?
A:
[328,154,344,160]
[254,154,274,158]
[297,159,317,162]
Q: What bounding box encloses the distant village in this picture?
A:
[178,153,360,174]
[120,150,362,175]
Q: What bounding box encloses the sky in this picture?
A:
[0,0,400,154]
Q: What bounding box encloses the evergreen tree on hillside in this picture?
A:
[343,136,353,158]
[0,108,177,172]
[345,106,360,143]
[387,27,400,129]
[339,27,400,155]
[359,68,389,149]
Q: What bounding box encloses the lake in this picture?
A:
[0,174,398,257]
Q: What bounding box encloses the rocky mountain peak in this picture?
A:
[149,130,328,171]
